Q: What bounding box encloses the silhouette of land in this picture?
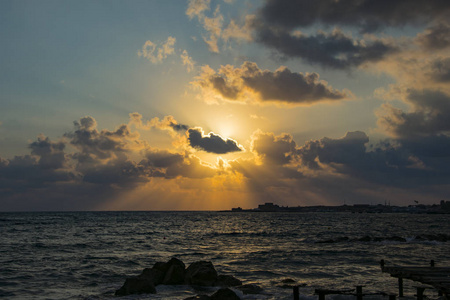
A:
[225,200,450,214]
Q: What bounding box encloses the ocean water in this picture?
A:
[0,212,449,299]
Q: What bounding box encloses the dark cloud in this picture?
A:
[209,76,240,99]
[66,116,135,162]
[428,58,450,82]
[251,131,298,165]
[29,135,67,169]
[416,22,450,50]
[299,131,370,169]
[0,116,220,210]
[229,129,450,206]
[188,128,243,154]
[170,122,189,132]
[142,149,185,168]
[378,89,450,138]
[242,62,347,103]
[195,61,348,104]
[258,0,450,33]
[255,26,397,69]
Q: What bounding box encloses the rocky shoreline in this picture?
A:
[115,258,266,299]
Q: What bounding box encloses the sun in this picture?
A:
[216,122,236,139]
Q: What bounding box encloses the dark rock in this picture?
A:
[211,288,240,300]
[185,261,218,286]
[153,261,170,274]
[281,278,296,284]
[139,267,164,286]
[163,257,186,285]
[215,275,242,287]
[115,276,156,296]
[236,284,263,294]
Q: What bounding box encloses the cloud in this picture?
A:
[193,61,349,104]
[138,36,176,64]
[188,128,243,154]
[377,89,450,138]
[129,113,189,133]
[186,0,254,52]
[416,22,450,50]
[180,50,196,72]
[250,130,298,165]
[428,58,450,82]
[2,113,450,210]
[255,26,398,69]
[0,115,228,210]
[29,135,67,169]
[186,0,210,20]
[222,15,254,43]
[257,0,450,33]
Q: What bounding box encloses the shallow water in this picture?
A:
[0,212,449,299]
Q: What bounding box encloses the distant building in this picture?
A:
[441,200,450,212]
[258,202,280,212]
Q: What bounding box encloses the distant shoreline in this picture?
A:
[223,201,450,214]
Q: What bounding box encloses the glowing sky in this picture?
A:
[1,0,450,211]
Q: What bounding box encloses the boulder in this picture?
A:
[215,275,242,287]
[139,267,165,286]
[214,275,242,287]
[185,261,218,286]
[236,284,263,294]
[211,288,240,300]
[163,257,186,285]
[115,276,156,296]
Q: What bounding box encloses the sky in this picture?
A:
[1,0,450,211]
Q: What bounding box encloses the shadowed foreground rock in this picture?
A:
[236,283,263,294]
[185,261,218,286]
[216,275,242,287]
[115,257,185,296]
[115,258,247,297]
[114,276,156,296]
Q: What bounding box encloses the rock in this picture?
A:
[185,261,218,286]
[215,275,242,287]
[139,267,165,286]
[211,288,240,300]
[281,278,296,284]
[163,257,186,285]
[236,284,263,294]
[153,261,170,274]
[115,276,156,296]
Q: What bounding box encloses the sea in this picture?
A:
[1,211,449,299]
